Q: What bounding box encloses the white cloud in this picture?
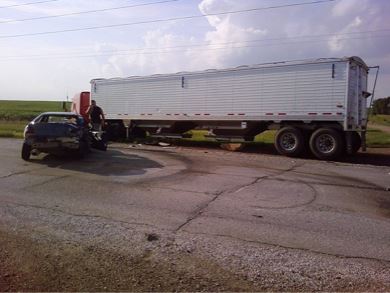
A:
[332,0,369,17]
[328,16,363,51]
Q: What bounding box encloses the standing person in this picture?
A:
[87,100,105,131]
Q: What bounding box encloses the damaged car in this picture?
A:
[21,112,107,161]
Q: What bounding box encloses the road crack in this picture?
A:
[0,200,159,230]
[174,190,224,232]
[0,166,47,179]
[233,162,306,194]
[174,162,307,232]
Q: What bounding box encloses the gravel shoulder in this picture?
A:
[1,224,389,292]
[0,229,257,292]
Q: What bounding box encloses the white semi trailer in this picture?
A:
[89,56,374,160]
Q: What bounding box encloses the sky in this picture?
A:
[0,0,389,101]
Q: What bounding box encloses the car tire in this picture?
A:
[21,143,31,161]
[309,128,344,160]
[274,127,305,157]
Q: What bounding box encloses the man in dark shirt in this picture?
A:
[86,100,105,131]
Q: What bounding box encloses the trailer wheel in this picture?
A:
[309,128,344,160]
[21,143,31,161]
[274,127,305,157]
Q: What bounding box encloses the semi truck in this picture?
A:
[73,56,377,160]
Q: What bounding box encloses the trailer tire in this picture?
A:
[274,127,305,157]
[21,143,31,161]
[310,128,344,160]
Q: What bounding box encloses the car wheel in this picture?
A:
[21,143,31,161]
[309,128,344,160]
[274,127,305,157]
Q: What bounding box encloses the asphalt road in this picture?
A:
[0,138,389,291]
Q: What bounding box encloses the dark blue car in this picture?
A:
[22,112,106,161]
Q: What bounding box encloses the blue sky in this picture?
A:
[0,0,389,101]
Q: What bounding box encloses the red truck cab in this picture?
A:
[72,92,91,124]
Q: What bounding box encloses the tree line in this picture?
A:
[372,97,390,115]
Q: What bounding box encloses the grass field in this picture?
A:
[0,100,69,137]
[365,129,390,147]
[0,100,69,121]
[0,120,27,138]
[369,114,390,126]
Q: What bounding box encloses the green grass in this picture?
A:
[366,129,390,147]
[183,130,275,145]
[254,130,275,144]
[0,100,70,121]
[0,120,27,138]
[186,130,209,141]
[0,100,70,138]
[369,114,390,126]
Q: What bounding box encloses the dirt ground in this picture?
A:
[0,230,259,292]
[2,228,389,292]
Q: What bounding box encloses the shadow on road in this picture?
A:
[29,149,163,176]
[337,151,390,167]
[172,141,390,167]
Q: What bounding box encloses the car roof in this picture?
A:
[40,112,79,116]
